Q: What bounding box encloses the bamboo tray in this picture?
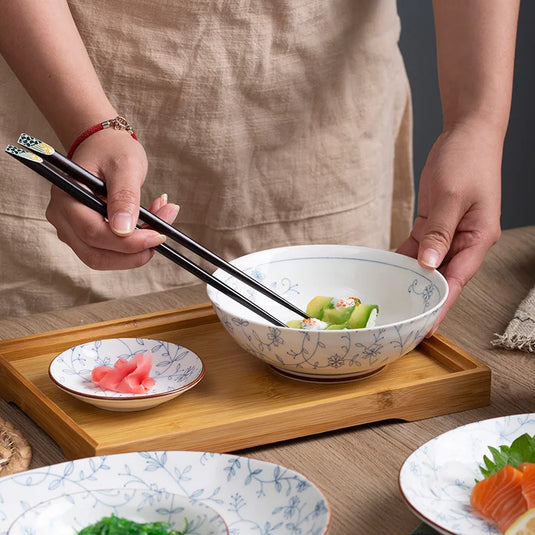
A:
[0,303,491,460]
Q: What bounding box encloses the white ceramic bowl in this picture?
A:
[207,244,448,382]
[8,488,228,535]
[49,338,204,411]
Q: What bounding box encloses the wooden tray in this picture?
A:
[0,303,491,460]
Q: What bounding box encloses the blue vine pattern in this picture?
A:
[408,279,437,311]
[51,338,203,396]
[400,414,535,535]
[211,257,445,377]
[0,451,330,535]
[217,308,440,376]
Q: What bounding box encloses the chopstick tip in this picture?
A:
[5,144,43,163]
[17,133,55,155]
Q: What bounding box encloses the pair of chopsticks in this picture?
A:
[5,134,310,327]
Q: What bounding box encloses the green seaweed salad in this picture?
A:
[77,514,188,535]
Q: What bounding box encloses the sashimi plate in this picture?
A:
[49,338,204,411]
[0,451,331,535]
[399,413,535,535]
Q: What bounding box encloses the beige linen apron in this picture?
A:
[0,0,413,319]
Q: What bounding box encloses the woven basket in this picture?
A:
[0,419,31,476]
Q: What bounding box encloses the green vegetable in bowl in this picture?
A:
[478,433,535,479]
[77,514,188,534]
[286,296,379,330]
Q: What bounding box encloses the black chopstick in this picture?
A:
[16,134,310,320]
[5,144,288,327]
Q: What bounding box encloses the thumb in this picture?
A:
[105,164,144,237]
[417,201,462,270]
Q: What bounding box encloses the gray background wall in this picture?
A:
[397,1,534,230]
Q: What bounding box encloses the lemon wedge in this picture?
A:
[506,508,535,535]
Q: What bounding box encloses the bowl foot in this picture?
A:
[269,365,387,384]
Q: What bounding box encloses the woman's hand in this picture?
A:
[46,130,180,270]
[398,0,519,333]
[0,1,181,271]
[397,122,502,333]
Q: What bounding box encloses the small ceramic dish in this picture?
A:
[8,487,228,534]
[49,338,204,411]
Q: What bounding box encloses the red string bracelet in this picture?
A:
[67,115,138,159]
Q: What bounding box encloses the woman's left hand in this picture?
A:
[396,121,503,335]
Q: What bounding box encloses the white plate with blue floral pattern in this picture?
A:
[49,338,204,411]
[8,488,228,534]
[0,451,330,535]
[399,413,535,535]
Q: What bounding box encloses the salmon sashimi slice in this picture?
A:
[521,463,535,509]
[471,464,528,533]
[518,463,534,472]
[91,352,155,394]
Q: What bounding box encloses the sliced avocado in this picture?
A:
[347,304,379,329]
[306,296,332,319]
[286,319,303,329]
[322,305,354,325]
[325,323,348,330]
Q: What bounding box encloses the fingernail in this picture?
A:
[112,213,135,235]
[145,234,166,248]
[160,193,168,204]
[170,203,180,218]
[420,248,440,269]
[425,326,437,338]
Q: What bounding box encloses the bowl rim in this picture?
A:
[48,337,205,401]
[207,244,449,331]
[8,486,229,534]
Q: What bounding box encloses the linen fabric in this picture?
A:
[492,284,535,353]
[0,0,414,319]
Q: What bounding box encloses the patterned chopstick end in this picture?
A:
[5,144,43,163]
[17,133,55,155]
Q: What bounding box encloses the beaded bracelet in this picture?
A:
[67,116,138,159]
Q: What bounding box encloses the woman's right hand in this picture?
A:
[46,129,180,270]
[0,1,179,270]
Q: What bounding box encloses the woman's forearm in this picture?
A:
[432,0,520,139]
[0,0,116,146]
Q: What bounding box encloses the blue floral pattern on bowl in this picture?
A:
[207,245,448,382]
[0,451,330,535]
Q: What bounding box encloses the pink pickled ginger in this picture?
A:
[91,351,155,394]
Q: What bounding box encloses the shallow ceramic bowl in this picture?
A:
[49,338,204,411]
[8,488,228,535]
[207,244,448,382]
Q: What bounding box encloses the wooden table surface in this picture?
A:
[0,226,534,535]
